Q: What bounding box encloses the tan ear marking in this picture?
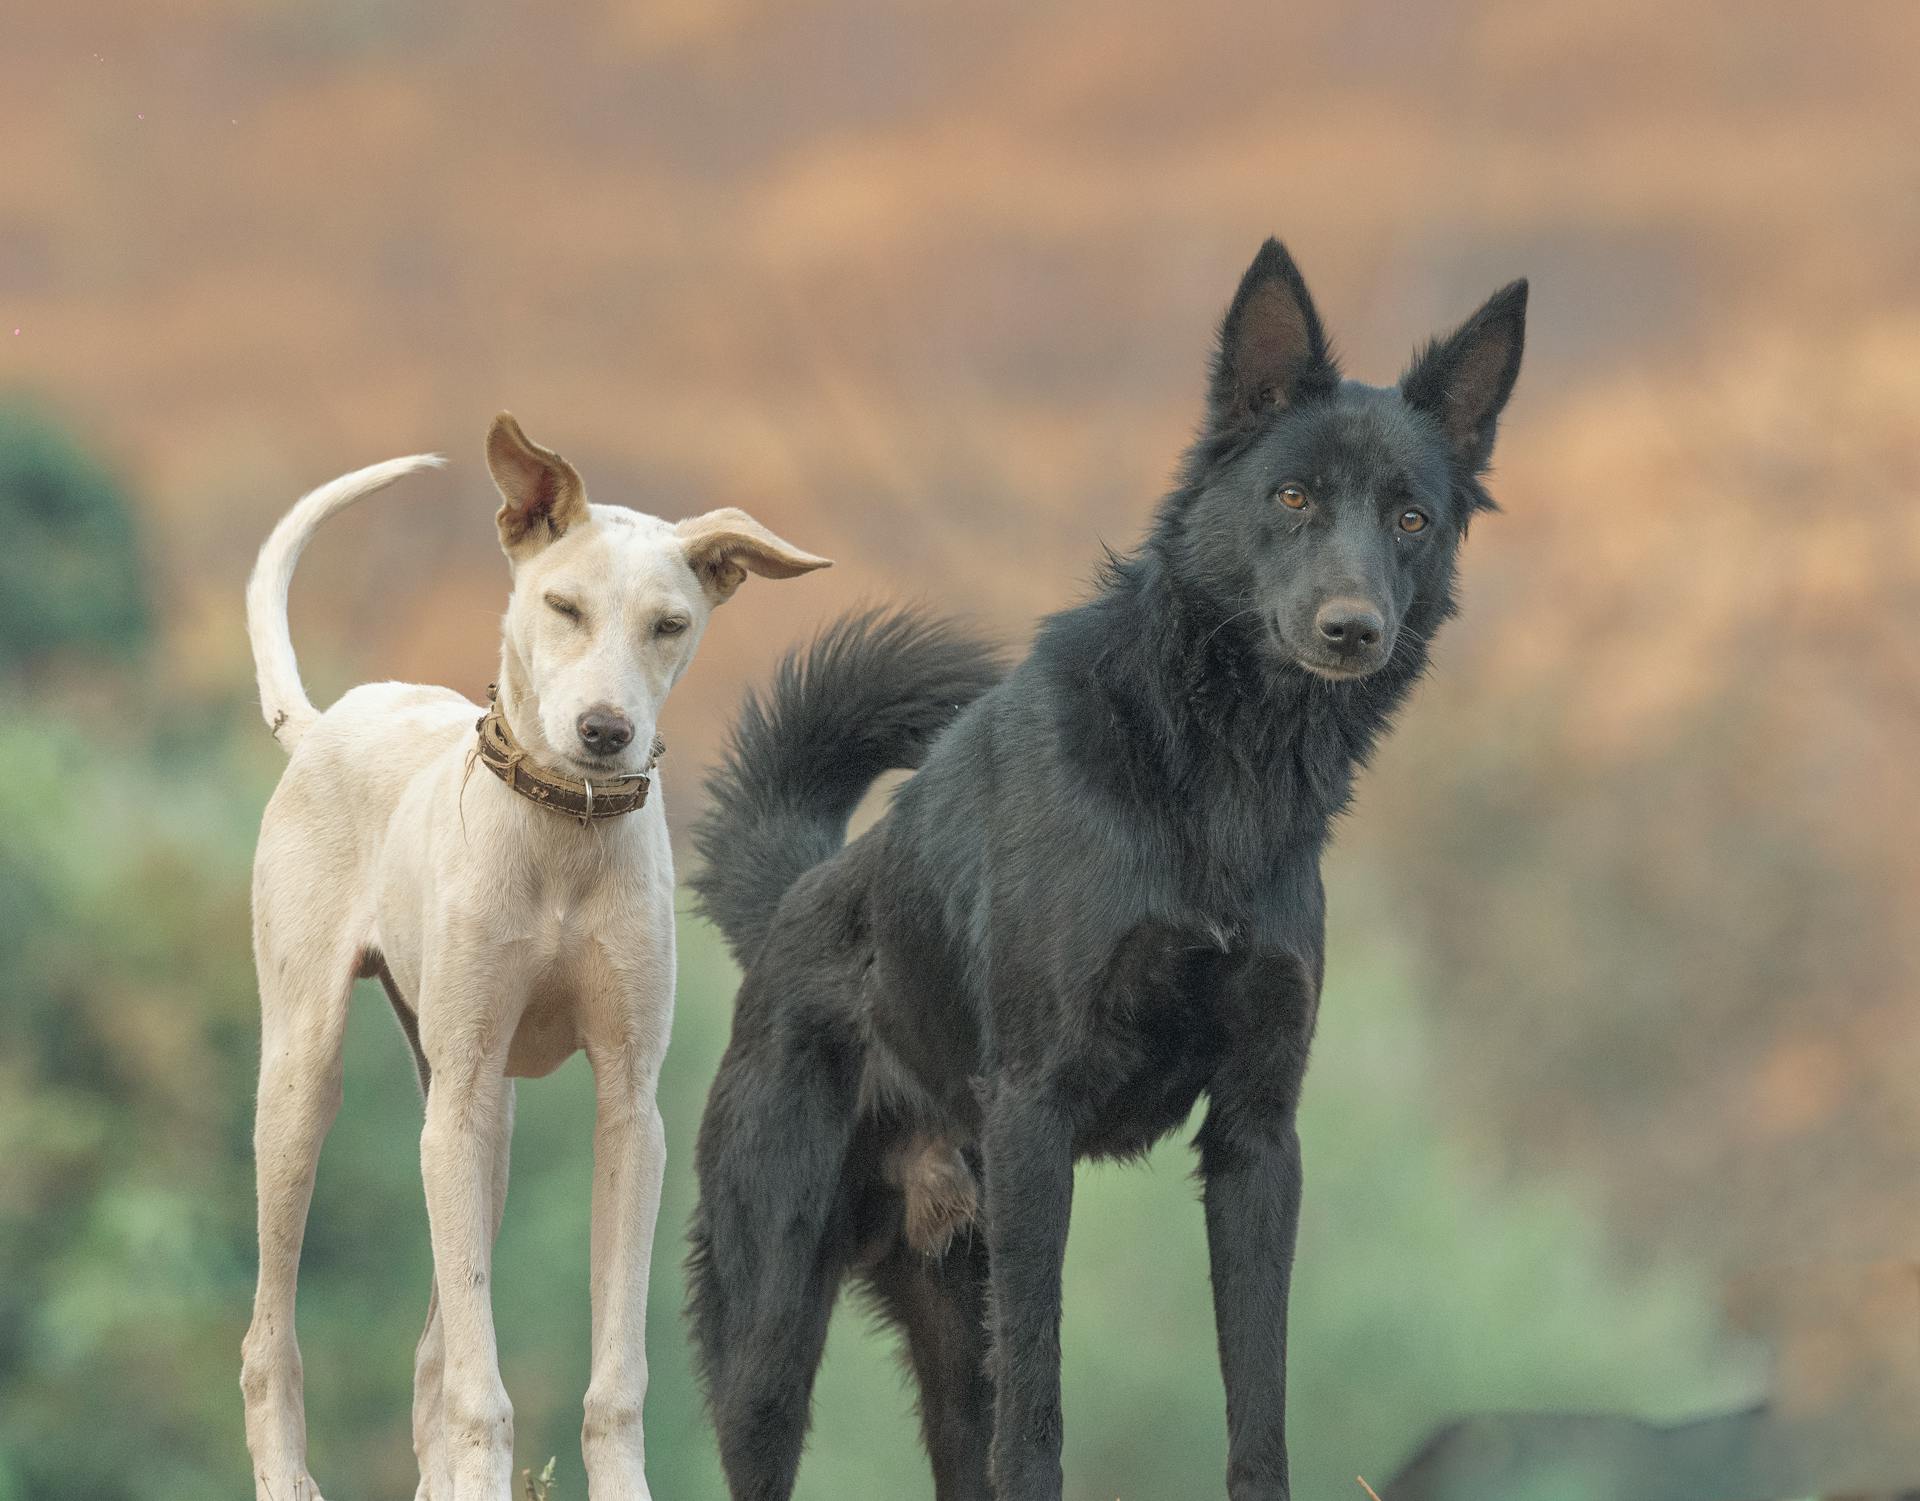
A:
[675,507,831,601]
[487,412,589,554]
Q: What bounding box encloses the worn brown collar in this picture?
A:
[474,685,664,825]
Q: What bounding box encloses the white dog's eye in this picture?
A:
[545,594,583,623]
[656,616,689,638]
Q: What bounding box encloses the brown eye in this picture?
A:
[1398,508,1429,534]
[1276,484,1309,511]
[655,616,689,638]
[545,594,583,622]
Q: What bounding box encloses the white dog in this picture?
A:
[239,414,827,1501]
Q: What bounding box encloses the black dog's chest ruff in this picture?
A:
[1095,916,1327,1147]
[1070,925,1239,1160]
[869,904,1289,1160]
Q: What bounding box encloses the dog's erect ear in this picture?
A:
[676,508,831,602]
[1208,237,1339,431]
[1399,280,1528,475]
[488,413,590,555]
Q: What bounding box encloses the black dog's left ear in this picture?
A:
[1208,237,1339,431]
[1400,280,1528,474]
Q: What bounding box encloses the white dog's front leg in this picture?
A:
[414,1077,515,1501]
[580,1042,667,1501]
[419,1038,516,1501]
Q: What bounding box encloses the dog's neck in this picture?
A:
[493,643,573,776]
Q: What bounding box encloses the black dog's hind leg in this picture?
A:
[688,1016,865,1501]
[863,1230,995,1501]
[1195,956,1318,1501]
[981,1081,1075,1500]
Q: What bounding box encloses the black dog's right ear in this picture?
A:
[1208,237,1339,432]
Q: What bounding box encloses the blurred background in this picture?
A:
[3,2,1917,1498]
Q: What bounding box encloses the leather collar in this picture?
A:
[474,685,663,825]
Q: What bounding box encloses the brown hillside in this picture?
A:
[4,0,1916,1274]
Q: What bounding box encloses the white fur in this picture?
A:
[239,440,823,1501]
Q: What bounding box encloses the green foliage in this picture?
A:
[0,699,266,1500]
[0,404,149,674]
[0,696,1756,1500]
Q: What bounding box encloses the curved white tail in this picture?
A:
[245,454,445,753]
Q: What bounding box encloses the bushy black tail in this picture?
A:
[691,608,1004,967]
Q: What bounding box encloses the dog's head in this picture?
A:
[487,413,829,776]
[1167,238,1527,681]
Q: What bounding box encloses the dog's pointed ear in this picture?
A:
[1208,237,1339,431]
[676,508,831,603]
[488,413,590,556]
[1399,280,1528,475]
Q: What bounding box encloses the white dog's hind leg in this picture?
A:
[412,1077,514,1501]
[581,1041,668,1501]
[241,946,354,1501]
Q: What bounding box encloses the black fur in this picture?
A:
[686,238,1528,1501]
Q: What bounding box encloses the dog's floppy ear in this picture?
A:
[1208,237,1339,431]
[488,412,590,556]
[676,508,831,602]
[1399,280,1528,475]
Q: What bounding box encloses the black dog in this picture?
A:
[686,238,1527,1501]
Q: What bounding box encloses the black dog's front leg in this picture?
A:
[982,1081,1075,1500]
[1198,1109,1302,1501]
[1197,957,1316,1501]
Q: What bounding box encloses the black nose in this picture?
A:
[576,706,634,755]
[1315,599,1386,655]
